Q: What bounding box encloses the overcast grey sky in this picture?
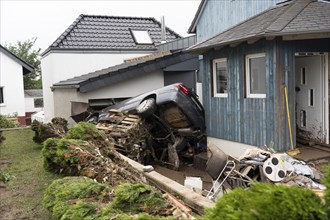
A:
[0,0,201,51]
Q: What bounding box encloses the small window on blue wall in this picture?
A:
[246,53,266,98]
[212,58,228,98]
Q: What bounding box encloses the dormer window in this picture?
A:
[131,30,153,44]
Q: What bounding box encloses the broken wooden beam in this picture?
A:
[119,154,215,214]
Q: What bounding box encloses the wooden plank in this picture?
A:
[124,117,140,122]
[121,120,134,125]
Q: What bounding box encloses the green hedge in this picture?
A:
[204,182,327,220]
[43,177,173,220]
[0,115,19,128]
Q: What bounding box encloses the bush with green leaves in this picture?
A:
[43,176,110,220]
[0,115,19,129]
[204,182,327,220]
[66,122,103,141]
[323,164,330,218]
[44,177,173,219]
[112,183,168,215]
[31,118,67,143]
[42,138,90,174]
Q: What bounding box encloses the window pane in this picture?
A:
[215,60,227,94]
[249,56,265,94]
[34,98,43,108]
[131,30,153,44]
[0,88,3,104]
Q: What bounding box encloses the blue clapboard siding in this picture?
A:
[202,38,330,151]
[196,0,282,42]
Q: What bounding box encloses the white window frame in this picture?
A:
[212,58,228,98]
[245,53,266,98]
[0,86,4,105]
[131,30,153,45]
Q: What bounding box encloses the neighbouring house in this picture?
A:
[188,0,330,155]
[51,48,198,125]
[41,14,182,122]
[0,45,34,125]
[25,89,43,124]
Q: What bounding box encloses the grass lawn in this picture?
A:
[0,128,61,220]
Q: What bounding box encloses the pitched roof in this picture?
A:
[188,0,330,53]
[43,14,182,55]
[24,89,43,97]
[188,0,206,34]
[0,45,34,74]
[52,51,196,93]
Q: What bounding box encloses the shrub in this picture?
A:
[66,122,103,141]
[113,183,167,215]
[42,138,88,174]
[31,119,67,144]
[43,176,110,220]
[323,164,330,218]
[0,115,19,129]
[203,182,327,220]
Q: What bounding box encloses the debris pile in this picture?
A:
[44,176,175,220]
[238,149,325,190]
[95,109,152,164]
[42,122,144,186]
[42,121,197,218]
[207,146,326,200]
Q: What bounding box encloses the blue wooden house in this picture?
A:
[188,0,330,153]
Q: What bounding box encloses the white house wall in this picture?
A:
[0,51,25,116]
[53,70,164,125]
[41,51,152,122]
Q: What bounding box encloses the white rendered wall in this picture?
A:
[53,70,164,126]
[0,51,25,116]
[41,51,151,122]
[25,96,43,113]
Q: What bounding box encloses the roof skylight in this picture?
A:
[131,30,153,44]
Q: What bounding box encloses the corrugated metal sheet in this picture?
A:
[202,38,330,151]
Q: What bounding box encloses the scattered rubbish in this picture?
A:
[163,192,195,219]
[143,165,154,172]
[184,177,203,194]
[204,143,326,200]
[287,148,301,156]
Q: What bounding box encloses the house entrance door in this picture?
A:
[295,53,329,144]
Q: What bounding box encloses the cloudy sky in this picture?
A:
[0,0,201,51]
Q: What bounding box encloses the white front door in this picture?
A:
[295,54,328,143]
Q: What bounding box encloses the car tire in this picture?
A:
[175,136,187,152]
[136,98,156,118]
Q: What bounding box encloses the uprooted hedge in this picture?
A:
[203,182,328,220]
[42,122,144,186]
[31,117,68,143]
[43,176,174,220]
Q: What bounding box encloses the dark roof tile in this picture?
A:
[45,14,181,53]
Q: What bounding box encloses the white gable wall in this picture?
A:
[25,96,43,113]
[0,51,25,116]
[53,69,164,126]
[41,51,152,122]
